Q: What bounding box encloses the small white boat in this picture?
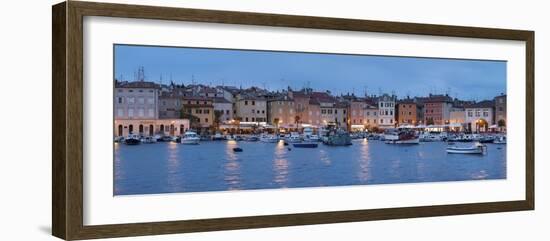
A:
[493,136,506,144]
[140,136,156,144]
[181,131,200,145]
[212,132,225,141]
[446,142,486,154]
[304,135,320,142]
[260,135,279,143]
[286,132,302,143]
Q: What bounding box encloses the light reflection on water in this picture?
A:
[273,141,289,187]
[114,140,507,195]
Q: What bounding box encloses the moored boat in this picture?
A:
[181,131,200,145]
[140,136,156,144]
[124,134,141,145]
[384,128,419,144]
[293,143,318,148]
[260,134,279,143]
[446,142,486,154]
[211,132,225,141]
[493,135,507,144]
[324,129,352,146]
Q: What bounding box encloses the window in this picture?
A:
[262,110,265,114]
[127,97,135,104]
[257,110,260,114]
[245,117,249,122]
[205,118,209,123]
[148,108,154,117]
[245,101,248,105]
[138,108,144,117]
[483,111,489,117]
[468,111,473,117]
[252,117,255,122]
[117,108,123,117]
[147,98,154,104]
[226,110,229,114]
[138,98,145,104]
[251,109,255,114]
[204,109,210,114]
[128,108,134,117]
[117,97,123,104]
[380,119,383,123]
[252,101,255,105]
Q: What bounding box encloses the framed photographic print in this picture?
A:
[52,1,534,240]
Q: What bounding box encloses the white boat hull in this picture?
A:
[446,148,483,154]
[181,138,200,145]
[385,138,420,144]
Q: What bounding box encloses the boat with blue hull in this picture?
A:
[293,143,318,148]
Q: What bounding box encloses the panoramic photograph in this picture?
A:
[113,44,507,196]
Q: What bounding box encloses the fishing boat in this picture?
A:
[493,135,507,144]
[181,131,200,145]
[114,136,124,143]
[324,129,352,146]
[124,134,141,145]
[446,142,486,154]
[293,143,318,148]
[384,129,419,144]
[233,147,243,152]
[260,134,279,143]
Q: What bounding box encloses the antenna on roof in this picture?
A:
[137,66,145,82]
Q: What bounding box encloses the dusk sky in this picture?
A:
[114,44,506,101]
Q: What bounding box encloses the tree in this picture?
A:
[497,119,506,127]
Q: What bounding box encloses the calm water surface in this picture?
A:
[114,140,506,195]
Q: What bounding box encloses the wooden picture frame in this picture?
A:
[52,1,534,240]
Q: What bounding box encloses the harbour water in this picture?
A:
[114,140,506,195]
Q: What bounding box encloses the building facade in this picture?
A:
[494,94,507,130]
[423,94,453,125]
[377,94,396,129]
[465,100,494,132]
[267,95,295,126]
[364,104,379,130]
[114,119,190,137]
[182,96,214,129]
[235,95,267,123]
[115,81,160,120]
[396,99,417,125]
[213,98,233,123]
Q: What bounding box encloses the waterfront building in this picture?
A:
[307,98,322,126]
[377,94,396,129]
[364,104,379,130]
[310,91,342,128]
[348,97,367,127]
[213,97,233,123]
[158,93,182,119]
[289,88,313,126]
[465,100,494,133]
[494,94,507,131]
[267,94,295,127]
[114,119,189,137]
[449,107,466,131]
[423,94,453,125]
[182,96,214,129]
[335,101,349,130]
[114,81,160,120]
[396,98,417,125]
[235,93,267,123]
